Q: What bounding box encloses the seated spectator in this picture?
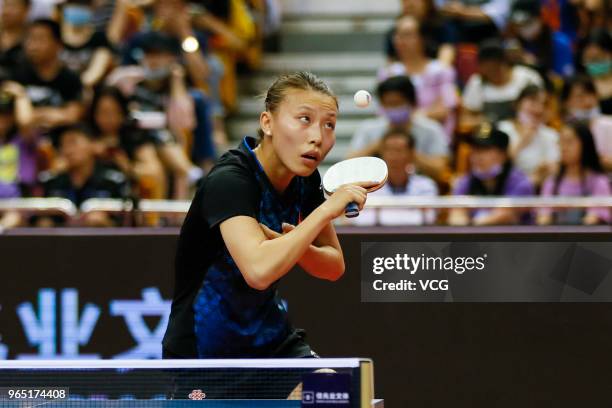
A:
[537,121,611,225]
[113,31,215,167]
[507,0,575,78]
[0,0,31,77]
[384,0,453,64]
[437,0,510,43]
[461,39,543,127]
[449,124,534,226]
[562,74,612,172]
[38,124,129,227]
[12,19,83,138]
[89,87,166,198]
[349,128,438,226]
[112,0,230,151]
[0,81,37,229]
[498,85,560,188]
[108,32,210,198]
[378,15,459,139]
[581,28,612,115]
[347,75,449,180]
[59,0,114,91]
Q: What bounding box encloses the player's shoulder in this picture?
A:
[200,147,258,195]
[208,147,254,179]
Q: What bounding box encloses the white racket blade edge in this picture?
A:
[322,157,388,195]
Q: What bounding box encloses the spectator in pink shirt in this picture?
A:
[537,121,611,226]
[378,15,459,140]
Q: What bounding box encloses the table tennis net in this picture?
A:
[0,358,373,407]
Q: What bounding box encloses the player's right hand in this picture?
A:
[321,183,369,220]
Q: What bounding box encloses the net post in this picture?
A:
[359,358,374,408]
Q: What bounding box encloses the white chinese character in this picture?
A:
[110,288,171,359]
[17,289,100,359]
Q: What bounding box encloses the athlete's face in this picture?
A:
[263,89,337,176]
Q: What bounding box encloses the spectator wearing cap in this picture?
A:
[498,85,560,188]
[537,121,611,226]
[0,0,31,77]
[38,124,129,227]
[461,39,543,128]
[581,28,612,115]
[12,19,83,137]
[507,0,575,78]
[449,124,534,226]
[59,0,114,91]
[0,79,36,229]
[562,75,612,173]
[378,15,459,140]
[348,76,449,181]
[349,128,439,226]
[107,31,210,199]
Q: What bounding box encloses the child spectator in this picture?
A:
[348,75,449,180]
[537,121,611,225]
[498,85,560,188]
[449,124,534,226]
[349,128,438,226]
[378,15,459,139]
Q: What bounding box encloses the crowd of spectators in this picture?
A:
[346,0,612,227]
[0,0,280,227]
[1,0,611,228]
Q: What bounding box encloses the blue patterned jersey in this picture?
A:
[163,137,325,358]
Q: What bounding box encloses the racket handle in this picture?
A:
[345,202,360,218]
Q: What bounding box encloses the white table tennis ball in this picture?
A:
[353,90,371,108]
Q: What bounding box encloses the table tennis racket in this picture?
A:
[322,157,388,218]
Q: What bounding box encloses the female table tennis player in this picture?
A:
[162,71,367,358]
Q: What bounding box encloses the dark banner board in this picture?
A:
[1,228,612,406]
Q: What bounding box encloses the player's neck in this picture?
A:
[253,143,293,193]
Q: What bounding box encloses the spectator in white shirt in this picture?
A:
[461,39,543,127]
[349,128,438,226]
